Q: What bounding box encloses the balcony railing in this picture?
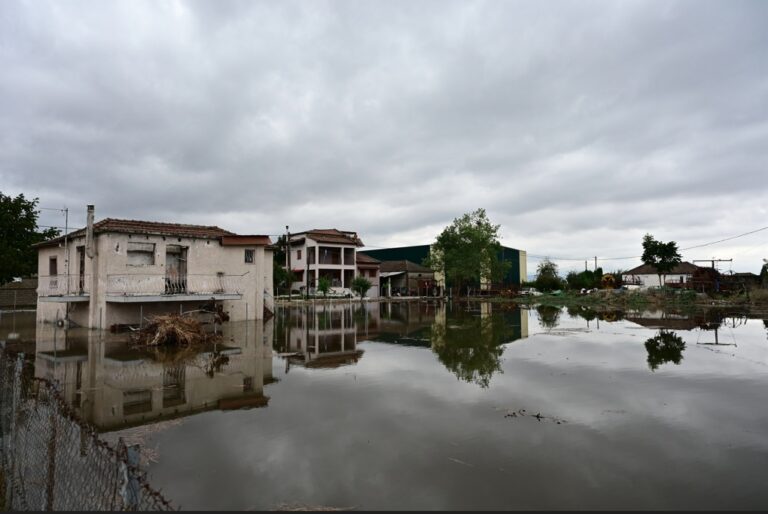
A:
[37,275,91,297]
[106,273,246,296]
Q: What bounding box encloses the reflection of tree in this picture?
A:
[430,309,514,388]
[536,305,561,329]
[644,330,686,371]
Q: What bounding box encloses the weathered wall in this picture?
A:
[36,232,273,327]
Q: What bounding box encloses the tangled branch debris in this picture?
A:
[131,314,220,347]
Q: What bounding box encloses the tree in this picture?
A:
[0,193,60,285]
[534,258,563,292]
[641,234,682,287]
[351,276,372,299]
[426,208,509,296]
[316,276,331,298]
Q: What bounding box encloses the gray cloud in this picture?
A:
[1,0,767,274]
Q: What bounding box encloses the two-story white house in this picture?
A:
[286,229,364,295]
[35,206,274,329]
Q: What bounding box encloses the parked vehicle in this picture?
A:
[520,287,543,296]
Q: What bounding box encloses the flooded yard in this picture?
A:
[2,302,768,510]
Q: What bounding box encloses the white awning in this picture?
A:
[380,271,406,278]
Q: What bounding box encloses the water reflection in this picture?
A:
[274,303,366,370]
[32,320,274,431]
[276,301,529,388]
[644,330,686,371]
[430,303,523,388]
[536,305,561,329]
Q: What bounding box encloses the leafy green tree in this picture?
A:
[566,267,604,290]
[271,234,295,294]
[351,276,372,299]
[273,264,295,295]
[534,258,563,292]
[316,276,331,298]
[426,209,509,296]
[644,330,686,371]
[641,233,682,287]
[0,193,60,284]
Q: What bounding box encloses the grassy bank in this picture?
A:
[506,288,768,314]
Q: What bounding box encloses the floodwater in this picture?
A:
[1,302,768,510]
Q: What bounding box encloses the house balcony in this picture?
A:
[105,273,246,303]
[37,275,92,302]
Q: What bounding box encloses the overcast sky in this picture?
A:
[1,0,767,274]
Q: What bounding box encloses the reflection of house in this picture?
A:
[34,206,274,329]
[34,320,273,431]
[377,260,436,297]
[621,262,701,290]
[279,304,365,369]
[287,229,364,295]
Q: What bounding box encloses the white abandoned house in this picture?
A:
[35,206,274,329]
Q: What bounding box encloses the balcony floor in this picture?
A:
[105,293,242,303]
[38,295,90,303]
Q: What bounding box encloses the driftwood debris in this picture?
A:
[131,314,219,347]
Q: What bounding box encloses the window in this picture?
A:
[245,249,255,263]
[127,242,155,266]
[49,256,58,276]
[297,249,302,260]
[307,247,316,264]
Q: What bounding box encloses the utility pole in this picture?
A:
[64,207,69,295]
[693,258,732,269]
[286,225,291,302]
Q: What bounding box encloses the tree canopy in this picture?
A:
[0,193,60,284]
[426,208,509,295]
[351,276,372,298]
[641,233,682,287]
[534,258,563,291]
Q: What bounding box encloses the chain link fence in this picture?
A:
[0,351,176,511]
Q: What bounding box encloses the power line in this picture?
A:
[521,224,768,263]
[679,225,768,251]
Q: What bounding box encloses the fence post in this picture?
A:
[43,384,58,511]
[118,438,141,510]
[6,353,24,510]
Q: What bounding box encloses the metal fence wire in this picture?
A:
[0,351,176,511]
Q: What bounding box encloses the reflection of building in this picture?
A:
[34,206,274,329]
[278,304,367,369]
[34,320,273,431]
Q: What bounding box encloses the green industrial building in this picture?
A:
[361,244,527,289]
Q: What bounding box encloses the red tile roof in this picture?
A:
[35,218,236,247]
[379,260,434,273]
[220,235,272,246]
[291,229,364,247]
[356,252,381,265]
[622,262,701,275]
